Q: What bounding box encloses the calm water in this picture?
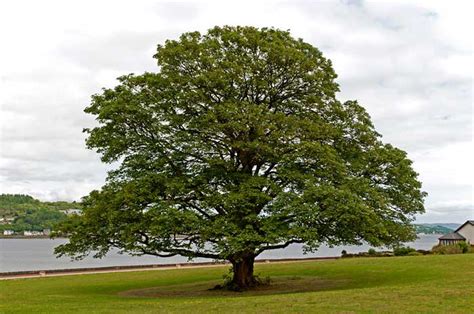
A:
[0,234,440,272]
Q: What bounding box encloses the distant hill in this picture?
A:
[431,223,461,230]
[0,194,79,212]
[0,194,81,233]
[414,223,458,235]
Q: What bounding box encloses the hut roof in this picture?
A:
[439,232,465,240]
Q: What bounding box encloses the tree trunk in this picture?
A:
[231,255,257,290]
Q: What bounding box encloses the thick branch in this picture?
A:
[255,239,303,255]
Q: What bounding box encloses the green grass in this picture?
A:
[1,255,473,313]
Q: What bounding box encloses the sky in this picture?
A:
[0,0,472,223]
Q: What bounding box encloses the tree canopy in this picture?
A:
[55,26,426,289]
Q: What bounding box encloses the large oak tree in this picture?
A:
[55,26,426,290]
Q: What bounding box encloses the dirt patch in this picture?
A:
[119,276,349,298]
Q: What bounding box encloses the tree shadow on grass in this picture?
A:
[117,256,451,299]
[118,276,351,298]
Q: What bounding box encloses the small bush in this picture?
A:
[431,244,462,255]
[341,250,347,256]
[457,241,469,253]
[393,246,416,256]
[368,248,376,256]
[407,251,422,256]
[416,249,432,255]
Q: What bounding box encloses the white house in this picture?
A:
[3,230,14,235]
[0,217,15,224]
[23,230,43,236]
[438,220,474,245]
[456,220,474,244]
[61,209,82,216]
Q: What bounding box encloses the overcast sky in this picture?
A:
[0,0,472,223]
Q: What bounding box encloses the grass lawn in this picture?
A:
[1,254,473,313]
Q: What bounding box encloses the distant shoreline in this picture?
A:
[0,235,66,239]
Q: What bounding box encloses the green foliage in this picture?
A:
[342,249,395,258]
[431,243,473,255]
[431,244,463,255]
[0,194,77,233]
[393,246,417,256]
[10,209,66,232]
[457,241,469,253]
[0,194,36,206]
[0,194,40,217]
[55,26,426,279]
